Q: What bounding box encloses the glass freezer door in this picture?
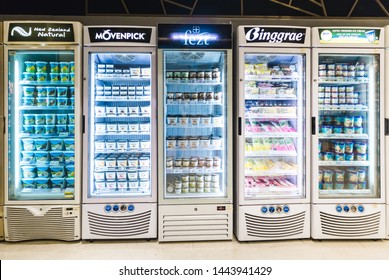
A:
[243,53,306,200]
[162,50,228,199]
[7,50,76,201]
[87,52,153,198]
[316,53,381,199]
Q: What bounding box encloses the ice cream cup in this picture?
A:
[50,73,59,82]
[66,178,75,188]
[23,86,35,97]
[56,125,68,134]
[22,97,35,106]
[60,62,69,73]
[45,114,56,125]
[70,73,75,83]
[69,61,75,73]
[36,61,48,73]
[22,178,36,189]
[36,86,47,97]
[23,72,35,81]
[35,114,46,125]
[60,73,69,82]
[63,139,75,151]
[44,125,56,135]
[23,125,35,135]
[35,178,49,189]
[21,166,36,178]
[63,151,75,164]
[37,166,50,177]
[34,125,45,135]
[56,87,68,97]
[25,61,36,73]
[66,165,75,178]
[56,114,68,124]
[67,114,75,124]
[49,151,63,163]
[46,86,56,96]
[50,166,65,178]
[36,73,47,82]
[69,87,74,97]
[50,62,60,73]
[23,114,36,125]
[36,97,47,106]
[51,178,65,188]
[35,139,49,151]
[49,139,63,151]
[57,97,68,107]
[21,151,35,163]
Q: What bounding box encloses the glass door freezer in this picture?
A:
[3,21,82,241]
[82,26,157,240]
[234,26,311,241]
[311,27,386,239]
[0,22,4,241]
[158,23,233,242]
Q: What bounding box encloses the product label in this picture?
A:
[88,27,152,43]
[244,27,306,44]
[318,28,381,44]
[8,23,75,42]
[158,24,232,49]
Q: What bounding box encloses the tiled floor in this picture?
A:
[1,237,389,260]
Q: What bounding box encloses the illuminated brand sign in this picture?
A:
[244,27,306,44]
[318,28,381,44]
[158,24,232,49]
[8,23,75,42]
[88,27,152,43]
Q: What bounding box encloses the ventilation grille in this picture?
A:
[87,210,151,237]
[6,207,78,242]
[245,212,306,238]
[319,211,381,237]
[161,214,230,241]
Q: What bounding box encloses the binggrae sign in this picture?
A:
[244,27,306,44]
[88,27,152,43]
[158,24,232,49]
[8,23,75,42]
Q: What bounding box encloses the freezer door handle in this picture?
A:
[312,117,316,135]
[82,115,85,134]
[385,118,389,136]
[238,117,242,136]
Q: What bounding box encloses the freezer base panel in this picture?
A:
[158,204,232,242]
[234,203,310,241]
[4,205,80,242]
[82,203,157,240]
[387,205,389,240]
[0,206,4,240]
[311,203,386,239]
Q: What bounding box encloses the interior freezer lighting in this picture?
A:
[14,58,21,190]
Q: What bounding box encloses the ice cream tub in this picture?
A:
[57,97,68,107]
[117,157,127,167]
[70,73,75,83]
[36,86,48,97]
[68,125,75,135]
[46,86,56,96]
[56,87,67,97]
[36,61,48,73]
[354,126,363,134]
[51,166,65,178]
[105,140,116,150]
[22,166,36,178]
[60,62,69,73]
[47,97,57,107]
[138,170,149,180]
[51,178,65,189]
[23,72,35,81]
[321,125,332,134]
[334,170,345,182]
[22,97,35,106]
[116,171,127,181]
[128,171,138,181]
[345,153,354,161]
[140,140,150,149]
[95,182,106,190]
[63,139,74,150]
[323,170,333,182]
[21,151,35,163]
[355,142,367,154]
[25,61,36,73]
[56,114,67,124]
[50,62,59,73]
[65,166,75,178]
[343,126,355,134]
[356,153,367,161]
[67,114,74,124]
[34,114,45,125]
[94,172,105,181]
[323,183,333,190]
[22,125,35,135]
[45,125,56,135]
[49,151,63,163]
[348,183,358,190]
[36,73,47,82]
[50,139,63,151]
[140,179,150,190]
[333,125,343,134]
[24,114,36,125]
[106,124,117,133]
[335,153,345,161]
[63,151,75,164]
[358,169,366,182]
[35,125,45,135]
[139,157,150,167]
[23,86,35,97]
[36,178,49,189]
[56,125,67,134]
[118,124,128,133]
[36,97,47,106]
[128,123,138,132]
[60,73,69,82]
[345,141,354,153]
[50,73,59,82]
[66,178,75,188]
[335,183,344,190]
[22,178,36,189]
[22,139,35,151]
[343,116,354,127]
[129,140,139,150]
[37,166,50,177]
[105,171,116,181]
[35,139,49,151]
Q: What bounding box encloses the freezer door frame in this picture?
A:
[3,44,82,205]
[82,46,158,204]
[236,47,311,206]
[157,48,233,205]
[311,47,385,204]
[0,25,4,206]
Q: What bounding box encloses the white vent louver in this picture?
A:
[319,211,381,237]
[245,212,306,238]
[5,206,79,242]
[87,210,151,237]
[161,214,230,241]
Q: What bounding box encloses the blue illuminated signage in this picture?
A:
[158,24,232,49]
